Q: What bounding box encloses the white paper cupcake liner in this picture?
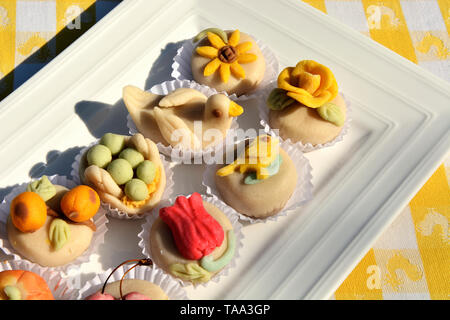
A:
[0,260,76,300]
[0,175,109,274]
[77,263,188,300]
[137,194,244,287]
[126,79,240,162]
[202,138,314,224]
[70,140,174,220]
[258,86,352,152]
[171,33,279,101]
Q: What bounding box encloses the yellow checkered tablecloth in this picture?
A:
[0,0,448,300]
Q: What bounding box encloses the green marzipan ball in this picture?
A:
[124,179,148,201]
[136,160,156,184]
[107,159,133,185]
[87,144,112,168]
[100,133,126,155]
[119,148,145,169]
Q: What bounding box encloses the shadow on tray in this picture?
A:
[73,38,186,139]
[144,40,185,90]
[75,99,130,139]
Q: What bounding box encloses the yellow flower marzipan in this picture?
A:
[216,135,279,180]
[277,60,338,108]
[195,29,257,83]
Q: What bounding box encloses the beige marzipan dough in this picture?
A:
[101,279,168,300]
[134,95,207,148]
[123,88,242,151]
[214,148,297,219]
[7,185,94,267]
[191,31,266,96]
[269,94,347,146]
[150,201,232,281]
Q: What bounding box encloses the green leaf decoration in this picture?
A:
[49,218,70,251]
[169,263,211,283]
[244,154,283,185]
[317,102,345,126]
[26,175,56,202]
[193,28,228,43]
[4,286,21,300]
[267,88,296,111]
[200,230,236,272]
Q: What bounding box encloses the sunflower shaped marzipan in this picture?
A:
[195,30,258,83]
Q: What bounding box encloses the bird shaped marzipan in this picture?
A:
[123,86,244,151]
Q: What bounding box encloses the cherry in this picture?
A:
[123,292,151,300]
[86,292,115,300]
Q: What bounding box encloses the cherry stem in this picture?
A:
[101,258,153,299]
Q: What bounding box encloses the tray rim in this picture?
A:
[258,0,450,299]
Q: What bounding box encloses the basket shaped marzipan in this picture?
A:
[73,133,173,219]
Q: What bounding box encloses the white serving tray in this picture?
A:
[0,0,449,300]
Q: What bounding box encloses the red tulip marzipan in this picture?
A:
[159,193,224,260]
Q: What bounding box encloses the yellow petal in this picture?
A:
[293,60,337,99]
[195,46,218,59]
[315,90,333,103]
[204,58,222,76]
[220,63,231,83]
[298,72,321,95]
[315,66,338,97]
[235,41,252,54]
[217,163,237,176]
[287,91,327,108]
[278,60,339,108]
[230,61,245,79]
[228,30,240,46]
[291,60,309,78]
[207,32,226,49]
[277,67,305,94]
[237,53,257,64]
[328,80,338,100]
